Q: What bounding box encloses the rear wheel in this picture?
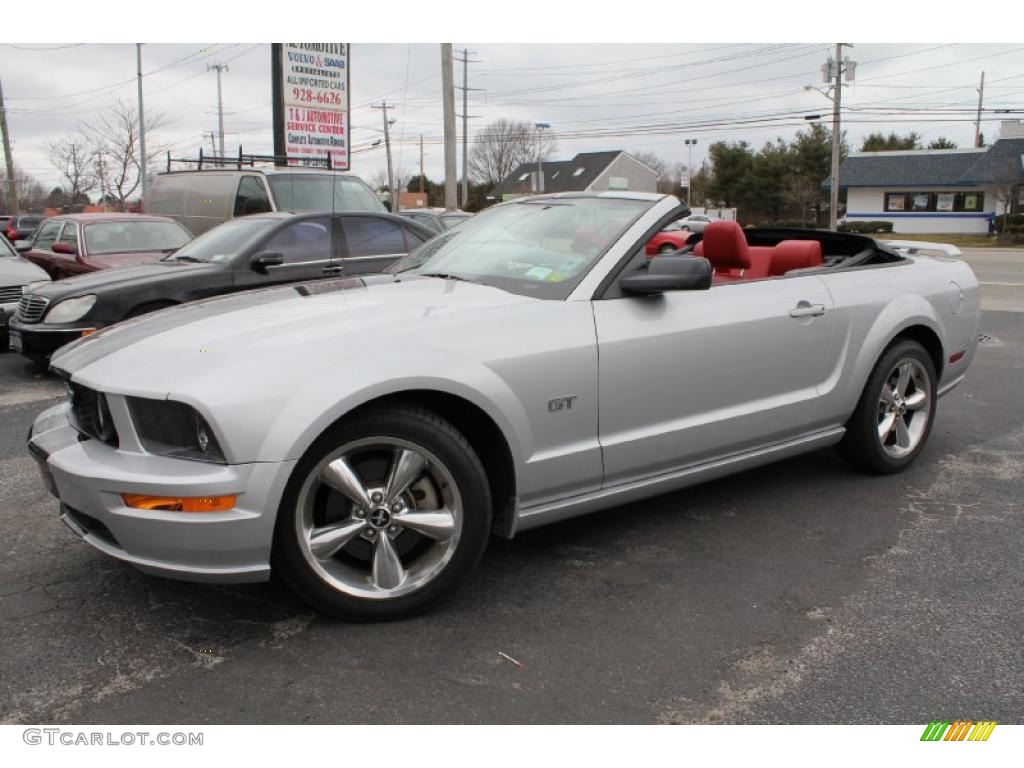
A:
[837,339,937,474]
[273,404,492,620]
[657,244,677,255]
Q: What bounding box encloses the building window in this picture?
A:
[885,191,985,213]
[885,193,906,212]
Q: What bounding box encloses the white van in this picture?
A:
[146,167,385,236]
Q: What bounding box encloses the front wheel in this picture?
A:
[836,339,937,474]
[273,404,492,620]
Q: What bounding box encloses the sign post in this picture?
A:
[272,43,350,169]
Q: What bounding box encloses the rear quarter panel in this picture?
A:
[814,255,981,427]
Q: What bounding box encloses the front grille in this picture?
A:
[68,383,119,447]
[0,285,23,303]
[15,294,49,324]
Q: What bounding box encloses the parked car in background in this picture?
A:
[398,208,472,235]
[10,211,433,364]
[678,214,721,233]
[146,167,386,236]
[0,234,50,349]
[16,214,192,280]
[6,214,44,242]
[27,192,980,620]
[645,221,694,256]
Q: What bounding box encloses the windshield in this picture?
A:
[268,174,385,213]
[84,221,191,256]
[388,197,651,300]
[17,216,43,229]
[165,216,279,263]
[0,236,16,257]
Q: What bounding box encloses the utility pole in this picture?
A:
[208,132,217,155]
[441,44,457,212]
[974,71,986,148]
[419,134,425,194]
[372,102,397,213]
[454,48,482,209]
[824,44,854,232]
[208,63,228,157]
[683,138,697,207]
[0,76,17,215]
[136,44,147,207]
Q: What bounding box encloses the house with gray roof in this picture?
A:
[493,150,659,199]
[824,120,1024,234]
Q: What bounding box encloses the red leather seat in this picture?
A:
[693,225,824,283]
[768,240,823,276]
[699,220,752,282]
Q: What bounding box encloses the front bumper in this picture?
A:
[28,402,295,583]
[8,319,95,359]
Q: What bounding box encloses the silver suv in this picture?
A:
[146,167,385,236]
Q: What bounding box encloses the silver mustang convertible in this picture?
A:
[28,193,980,620]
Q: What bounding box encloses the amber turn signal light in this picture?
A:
[122,493,237,512]
[80,328,97,337]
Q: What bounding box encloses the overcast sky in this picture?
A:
[2,42,1023,193]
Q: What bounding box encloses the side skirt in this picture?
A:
[512,426,846,535]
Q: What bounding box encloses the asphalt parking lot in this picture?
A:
[1,248,1021,725]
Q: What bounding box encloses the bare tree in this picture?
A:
[84,98,165,211]
[0,165,47,212]
[630,150,685,195]
[46,133,96,202]
[990,160,1021,241]
[468,119,557,188]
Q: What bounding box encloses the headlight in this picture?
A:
[44,295,97,324]
[126,397,227,464]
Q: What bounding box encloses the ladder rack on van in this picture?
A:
[165,147,334,172]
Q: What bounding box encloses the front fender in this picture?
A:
[256,346,532,469]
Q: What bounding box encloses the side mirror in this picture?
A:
[52,241,77,255]
[14,240,31,253]
[251,252,284,273]
[620,255,712,295]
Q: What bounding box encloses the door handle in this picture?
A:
[789,302,826,318]
[321,265,344,275]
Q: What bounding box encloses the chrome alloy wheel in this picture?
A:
[877,358,931,459]
[295,437,463,600]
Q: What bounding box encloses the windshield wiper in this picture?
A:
[419,272,477,283]
[168,254,204,263]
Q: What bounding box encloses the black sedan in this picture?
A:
[9,211,433,364]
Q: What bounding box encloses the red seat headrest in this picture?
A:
[770,240,823,276]
[701,220,750,271]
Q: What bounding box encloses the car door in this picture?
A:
[338,215,415,275]
[52,223,89,279]
[24,220,63,278]
[233,216,337,290]
[592,274,836,487]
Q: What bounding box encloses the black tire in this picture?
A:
[272,403,492,621]
[658,244,676,255]
[836,339,937,474]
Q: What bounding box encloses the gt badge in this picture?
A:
[548,396,578,412]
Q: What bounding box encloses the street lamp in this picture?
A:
[683,138,697,207]
[535,123,550,193]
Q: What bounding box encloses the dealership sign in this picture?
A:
[272,43,349,169]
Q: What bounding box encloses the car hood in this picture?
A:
[0,256,50,286]
[31,261,213,299]
[52,275,538,391]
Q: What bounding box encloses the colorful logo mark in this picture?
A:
[920,721,996,742]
